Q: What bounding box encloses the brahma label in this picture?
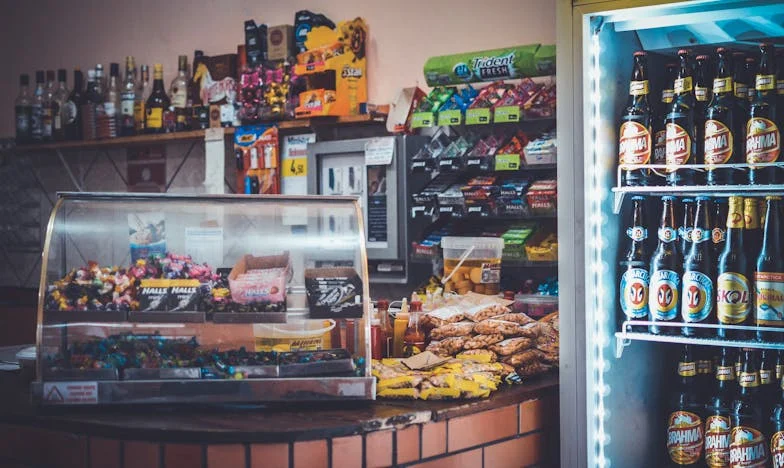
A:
[650,269,680,321]
[666,123,692,167]
[696,86,709,102]
[717,272,751,325]
[755,272,784,326]
[682,271,713,323]
[654,129,667,164]
[668,411,704,465]
[714,77,733,94]
[620,268,649,319]
[705,120,734,165]
[771,431,784,468]
[746,118,780,164]
[716,365,735,381]
[756,74,776,92]
[678,361,697,377]
[730,426,767,467]
[740,371,760,388]
[705,415,731,467]
[619,121,652,164]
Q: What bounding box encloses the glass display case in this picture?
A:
[31,192,374,405]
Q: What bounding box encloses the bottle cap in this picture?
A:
[696,55,709,60]
[633,51,647,57]
[154,63,163,72]
[19,74,29,86]
[631,195,646,201]
[681,197,694,202]
[678,49,689,55]
[376,299,390,310]
[695,195,711,201]
[662,196,676,201]
[716,47,727,53]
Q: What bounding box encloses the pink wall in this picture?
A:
[0,0,555,137]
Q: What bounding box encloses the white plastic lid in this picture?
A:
[441,236,505,251]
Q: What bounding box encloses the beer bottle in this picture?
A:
[745,57,758,105]
[649,196,682,335]
[776,350,784,383]
[619,196,650,331]
[716,196,752,340]
[729,349,769,467]
[777,47,784,113]
[732,51,749,108]
[697,347,716,402]
[706,48,744,185]
[711,199,728,264]
[618,51,653,186]
[682,196,714,337]
[755,196,784,341]
[704,347,735,468]
[760,350,777,415]
[667,345,705,466]
[747,43,781,185]
[695,54,713,166]
[667,50,699,186]
[769,371,784,467]
[654,63,679,173]
[736,349,744,380]
[680,198,695,259]
[744,198,763,265]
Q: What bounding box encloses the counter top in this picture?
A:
[0,371,558,444]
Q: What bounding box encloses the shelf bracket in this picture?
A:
[613,191,625,214]
[615,333,631,359]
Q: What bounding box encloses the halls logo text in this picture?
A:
[455,52,517,81]
[342,66,363,78]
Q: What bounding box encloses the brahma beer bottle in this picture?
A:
[618,51,653,186]
[733,52,750,106]
[682,197,714,337]
[769,372,784,468]
[716,196,752,340]
[619,196,649,332]
[695,54,713,167]
[654,63,679,178]
[649,196,681,335]
[667,50,699,186]
[755,196,784,342]
[706,48,744,185]
[667,345,704,466]
[704,347,735,468]
[730,349,769,467]
[747,43,781,185]
[760,350,777,415]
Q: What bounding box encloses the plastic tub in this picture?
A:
[512,294,558,319]
[442,237,505,295]
[253,319,336,352]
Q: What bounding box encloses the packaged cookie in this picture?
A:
[541,351,559,365]
[536,341,559,355]
[464,303,510,322]
[502,349,545,367]
[427,336,467,356]
[489,337,533,356]
[463,334,504,350]
[456,349,498,363]
[516,361,551,377]
[430,321,475,340]
[422,306,465,329]
[474,319,528,337]
[492,312,535,325]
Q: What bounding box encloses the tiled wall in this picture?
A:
[0,397,557,468]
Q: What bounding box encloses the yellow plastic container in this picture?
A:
[253,319,336,352]
[442,237,505,295]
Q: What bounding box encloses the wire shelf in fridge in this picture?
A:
[614,320,784,358]
[611,162,784,213]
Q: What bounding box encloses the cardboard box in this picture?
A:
[228,253,290,305]
[268,25,294,61]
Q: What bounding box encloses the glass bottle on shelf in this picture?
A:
[649,196,681,335]
[666,49,698,186]
[402,301,425,357]
[653,62,678,173]
[666,345,704,466]
[705,48,743,186]
[755,196,784,341]
[120,56,137,136]
[732,51,749,106]
[52,69,69,141]
[679,198,695,261]
[81,69,101,141]
[64,69,83,140]
[747,43,780,185]
[31,70,45,142]
[694,54,712,168]
[704,347,735,468]
[618,51,653,187]
[744,197,762,262]
[170,55,189,132]
[100,62,120,139]
[14,74,32,144]
[729,349,769,467]
[377,299,393,358]
[710,199,728,265]
[145,64,170,134]
[41,70,56,141]
[716,196,751,340]
[681,196,714,337]
[134,65,150,133]
[619,195,649,332]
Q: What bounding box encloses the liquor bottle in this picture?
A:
[776,350,784,383]
[653,63,679,175]
[681,196,714,337]
[733,52,750,106]
[14,74,32,144]
[99,62,120,139]
[92,64,106,138]
[744,198,762,263]
[760,350,777,415]
[145,64,170,134]
[134,65,150,133]
[649,196,681,335]
[666,50,698,186]
[747,43,781,185]
[63,69,83,140]
[755,196,784,341]
[41,70,56,141]
[716,196,752,340]
[52,69,69,141]
[189,50,205,107]
[170,55,189,132]
[706,48,744,186]
[618,196,650,331]
[30,71,45,141]
[769,372,784,468]
[120,56,136,136]
[618,51,653,186]
[666,345,704,466]
[402,301,426,357]
[729,349,769,467]
[704,347,735,468]
[80,69,100,141]
[679,198,695,259]
[711,199,728,266]
[694,54,712,166]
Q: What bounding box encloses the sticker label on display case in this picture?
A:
[494,105,520,123]
[437,110,462,126]
[410,112,435,128]
[466,108,491,125]
[495,153,520,171]
[43,382,98,404]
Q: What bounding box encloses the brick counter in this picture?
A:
[0,373,558,468]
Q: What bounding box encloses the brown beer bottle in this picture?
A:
[704,347,735,467]
[747,43,781,184]
[654,62,679,173]
[681,197,714,337]
[705,48,744,185]
[694,54,712,167]
[667,345,705,466]
[619,196,650,331]
[716,196,752,340]
[711,199,728,266]
[729,349,769,466]
[618,51,653,186]
[768,369,784,466]
[755,196,784,341]
[667,50,699,186]
[744,198,762,263]
[649,196,681,335]
[679,198,695,259]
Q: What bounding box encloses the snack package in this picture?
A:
[502,349,545,367]
[456,349,498,363]
[463,334,504,350]
[474,319,529,337]
[464,303,511,322]
[234,125,280,194]
[430,321,475,340]
[422,306,465,329]
[491,313,535,325]
[489,337,534,356]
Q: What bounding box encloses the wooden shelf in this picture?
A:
[3,115,386,153]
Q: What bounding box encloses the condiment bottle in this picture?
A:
[370,313,384,360]
[377,299,393,358]
[393,298,409,358]
[403,301,426,357]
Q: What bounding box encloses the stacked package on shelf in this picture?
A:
[523,130,557,165]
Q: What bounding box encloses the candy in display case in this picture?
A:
[32,192,374,405]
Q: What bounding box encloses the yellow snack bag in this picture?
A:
[378,388,419,399]
[377,375,420,390]
[421,387,461,400]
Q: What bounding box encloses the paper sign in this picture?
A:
[365,137,396,166]
[281,133,315,196]
[402,351,450,370]
[43,382,98,404]
[185,227,223,267]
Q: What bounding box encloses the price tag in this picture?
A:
[410,112,435,128]
[466,108,491,125]
[495,153,521,171]
[437,110,462,126]
[494,105,521,123]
